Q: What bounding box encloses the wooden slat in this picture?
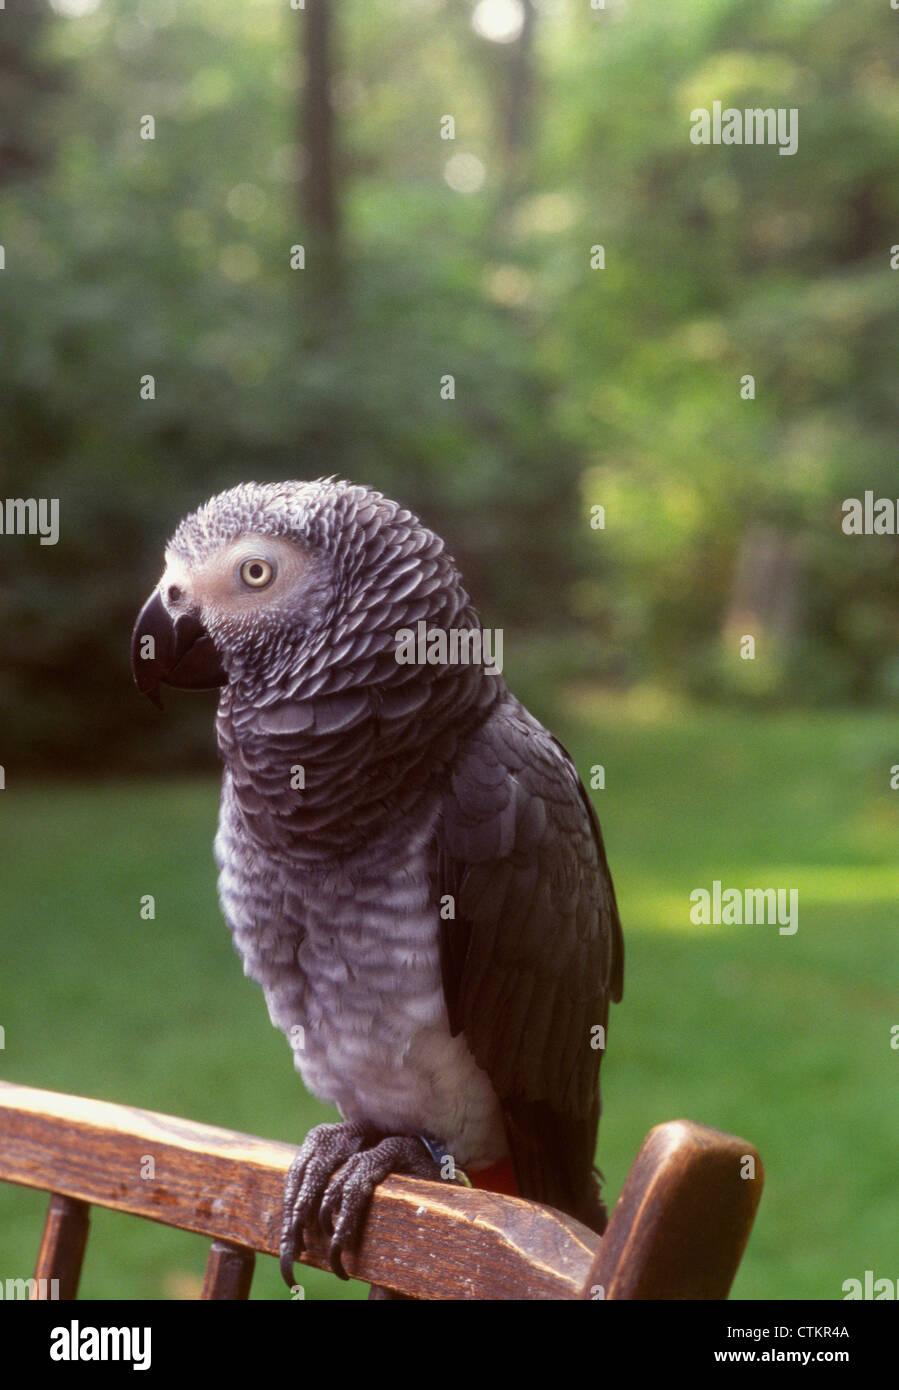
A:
[581,1120,764,1299]
[0,1081,598,1300]
[32,1193,90,1300]
[201,1239,256,1300]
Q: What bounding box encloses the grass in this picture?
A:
[1,691,897,1300]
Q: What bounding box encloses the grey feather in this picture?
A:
[160,478,622,1225]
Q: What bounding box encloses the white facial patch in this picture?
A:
[161,535,310,616]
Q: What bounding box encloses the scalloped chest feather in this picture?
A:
[213,771,507,1169]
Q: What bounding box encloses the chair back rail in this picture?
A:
[0,1080,762,1300]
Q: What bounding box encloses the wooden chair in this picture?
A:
[0,1080,763,1300]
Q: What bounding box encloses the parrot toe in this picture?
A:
[280,1128,446,1287]
[279,1119,377,1289]
[318,1135,444,1279]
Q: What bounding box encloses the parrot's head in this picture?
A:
[130,478,477,713]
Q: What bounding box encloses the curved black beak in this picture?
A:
[131,590,227,709]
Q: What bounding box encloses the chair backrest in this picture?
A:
[0,1080,763,1299]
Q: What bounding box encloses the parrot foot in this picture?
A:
[279,1123,443,1287]
[317,1134,443,1280]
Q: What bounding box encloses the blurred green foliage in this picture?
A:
[0,0,897,771]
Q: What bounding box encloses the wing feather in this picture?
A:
[434,694,623,1229]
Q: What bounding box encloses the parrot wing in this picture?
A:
[433,695,623,1228]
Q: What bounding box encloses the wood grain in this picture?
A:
[0,1081,598,1300]
[32,1193,90,1300]
[201,1239,256,1300]
[582,1120,764,1299]
[1,1084,763,1300]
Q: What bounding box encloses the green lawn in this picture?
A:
[1,693,897,1300]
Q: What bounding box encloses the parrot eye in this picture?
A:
[239,557,275,589]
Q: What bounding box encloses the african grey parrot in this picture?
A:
[131,479,623,1289]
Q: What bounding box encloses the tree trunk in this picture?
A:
[300,0,341,306]
[0,0,62,186]
[502,0,537,194]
